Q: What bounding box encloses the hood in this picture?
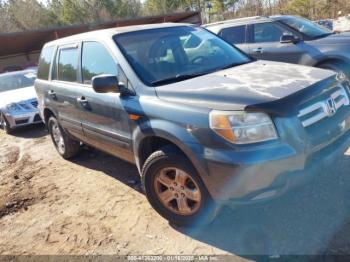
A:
[0,86,37,108]
[155,61,335,111]
[313,32,350,45]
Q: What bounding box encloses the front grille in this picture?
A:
[33,114,42,122]
[19,103,32,110]
[15,119,29,125]
[298,85,349,128]
[31,101,38,108]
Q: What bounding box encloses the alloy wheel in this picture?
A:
[0,113,9,132]
[154,167,202,216]
[52,123,65,154]
[0,114,5,129]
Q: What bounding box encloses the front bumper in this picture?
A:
[199,115,350,204]
[4,110,42,129]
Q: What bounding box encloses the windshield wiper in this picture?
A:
[151,72,207,86]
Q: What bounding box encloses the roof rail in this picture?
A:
[204,16,264,27]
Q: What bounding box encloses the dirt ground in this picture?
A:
[1,125,350,258]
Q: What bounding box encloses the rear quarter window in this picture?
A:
[37,46,55,80]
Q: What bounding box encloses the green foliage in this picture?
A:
[143,0,187,15]
[281,0,314,18]
[0,0,50,32]
[47,0,141,25]
[0,0,142,32]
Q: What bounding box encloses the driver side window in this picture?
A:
[253,22,293,43]
[81,42,117,85]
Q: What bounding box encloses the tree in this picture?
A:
[143,0,186,15]
[0,0,50,32]
[46,0,142,26]
[1,0,350,33]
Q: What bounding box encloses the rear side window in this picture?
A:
[58,47,78,82]
[81,42,117,85]
[37,46,54,80]
[220,25,246,45]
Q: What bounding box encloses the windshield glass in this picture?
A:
[114,26,252,86]
[279,16,332,39]
[0,71,36,93]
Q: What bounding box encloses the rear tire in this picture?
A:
[142,146,216,227]
[48,116,80,159]
[0,113,12,134]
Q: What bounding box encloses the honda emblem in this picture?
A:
[326,98,337,116]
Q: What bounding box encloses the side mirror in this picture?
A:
[280,35,300,44]
[92,75,120,94]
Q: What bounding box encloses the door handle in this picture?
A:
[77,96,90,109]
[253,47,264,54]
[48,90,57,100]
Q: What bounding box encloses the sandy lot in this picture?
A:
[1,125,350,258]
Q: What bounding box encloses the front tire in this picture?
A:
[48,116,80,159]
[0,113,12,134]
[142,146,216,227]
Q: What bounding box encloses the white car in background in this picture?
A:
[0,70,42,133]
[334,15,350,32]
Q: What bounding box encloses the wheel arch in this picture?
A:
[313,56,349,68]
[43,108,57,128]
[133,122,208,179]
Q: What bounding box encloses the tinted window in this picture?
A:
[253,23,293,43]
[37,46,54,80]
[115,26,251,86]
[58,48,78,82]
[81,42,117,85]
[220,25,246,45]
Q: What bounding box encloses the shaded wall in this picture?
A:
[0,11,202,72]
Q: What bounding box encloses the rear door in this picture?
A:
[77,41,134,162]
[35,45,55,117]
[51,43,85,140]
[218,24,249,53]
[247,22,305,64]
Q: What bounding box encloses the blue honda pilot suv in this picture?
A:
[34,24,350,226]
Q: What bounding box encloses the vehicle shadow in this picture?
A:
[174,153,350,258]
[72,146,142,193]
[71,145,350,258]
[4,124,47,139]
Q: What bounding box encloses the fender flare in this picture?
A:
[132,119,209,177]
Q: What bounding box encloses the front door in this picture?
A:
[76,41,134,162]
[248,22,306,64]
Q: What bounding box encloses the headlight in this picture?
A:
[209,111,278,144]
[6,103,22,112]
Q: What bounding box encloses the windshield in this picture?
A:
[0,71,36,93]
[279,16,333,39]
[114,26,252,86]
